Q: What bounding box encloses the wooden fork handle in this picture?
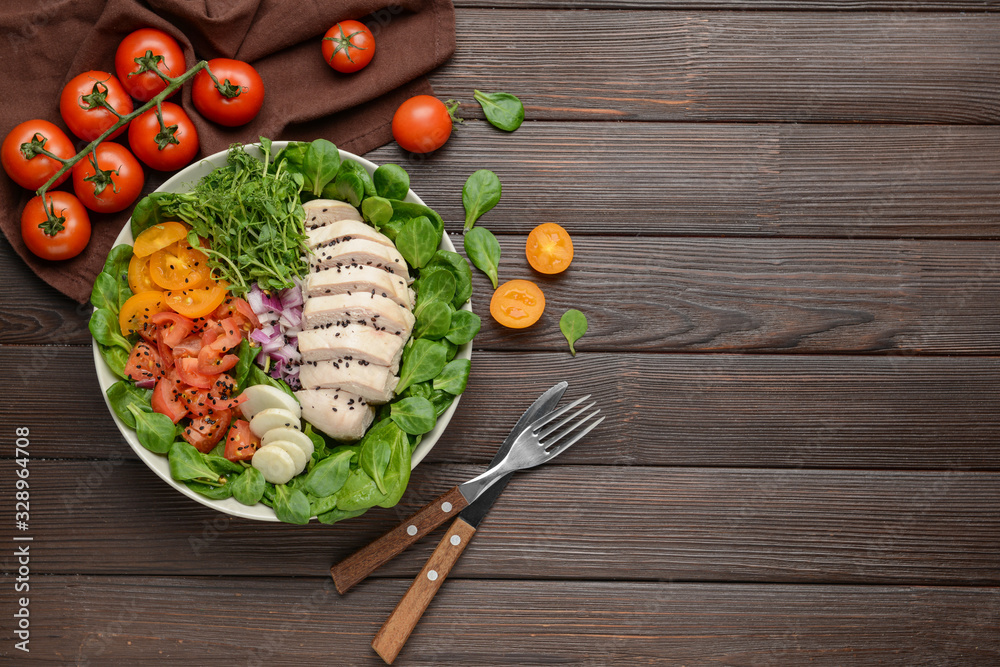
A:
[331,486,469,594]
[371,516,478,664]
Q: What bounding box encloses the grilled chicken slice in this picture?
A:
[299,359,399,404]
[302,199,363,230]
[307,219,395,251]
[295,388,375,441]
[297,324,406,372]
[308,238,411,284]
[305,264,413,309]
[302,292,415,339]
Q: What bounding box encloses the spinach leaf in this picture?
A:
[426,250,473,307]
[360,420,404,494]
[464,226,501,289]
[102,243,133,278]
[404,381,433,400]
[445,309,481,345]
[473,90,525,132]
[272,141,308,176]
[127,404,175,454]
[379,217,406,242]
[415,268,456,314]
[362,196,393,229]
[396,339,448,393]
[185,480,233,500]
[273,484,311,524]
[395,216,439,269]
[303,139,341,196]
[130,192,172,238]
[442,339,458,362]
[388,200,444,239]
[462,169,501,230]
[373,163,410,200]
[413,300,452,340]
[168,442,223,486]
[376,433,412,508]
[336,469,390,511]
[337,159,375,197]
[560,309,588,356]
[99,343,130,379]
[303,449,353,497]
[429,390,455,418]
[89,308,134,352]
[433,359,471,396]
[317,507,367,525]
[232,339,255,392]
[246,364,295,397]
[231,467,266,506]
[390,397,437,435]
[323,169,364,207]
[106,381,151,429]
[90,272,118,312]
[204,453,245,476]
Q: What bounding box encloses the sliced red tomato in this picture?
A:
[197,345,239,375]
[213,297,261,333]
[176,356,216,389]
[224,419,259,462]
[183,408,232,453]
[151,372,188,423]
[150,311,195,348]
[171,333,204,359]
[123,340,166,384]
[204,374,247,411]
[178,386,214,417]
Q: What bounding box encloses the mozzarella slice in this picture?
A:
[249,408,300,438]
[266,440,308,474]
[260,427,315,461]
[240,385,302,421]
[251,444,297,484]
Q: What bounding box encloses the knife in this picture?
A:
[330,381,569,595]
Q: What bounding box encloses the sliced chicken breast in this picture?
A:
[308,238,411,284]
[302,199,363,230]
[298,359,399,404]
[307,219,395,251]
[295,388,375,441]
[305,264,413,309]
[302,292,415,339]
[298,324,406,372]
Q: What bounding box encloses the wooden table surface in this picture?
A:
[3,2,1000,665]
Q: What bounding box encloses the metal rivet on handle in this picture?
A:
[441,502,453,513]
[450,534,461,546]
[406,525,417,536]
[427,570,438,581]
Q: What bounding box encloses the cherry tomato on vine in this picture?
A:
[20,191,92,261]
[490,279,546,329]
[115,28,186,102]
[1,119,75,190]
[59,71,133,142]
[71,142,145,213]
[525,223,574,274]
[128,101,199,171]
[392,95,458,154]
[322,20,375,73]
[192,59,264,127]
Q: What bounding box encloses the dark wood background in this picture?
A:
[2,2,999,665]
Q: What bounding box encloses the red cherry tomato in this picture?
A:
[59,71,133,142]
[20,191,92,261]
[71,142,145,213]
[392,95,455,154]
[115,28,186,102]
[322,20,375,74]
[1,120,75,190]
[192,59,265,127]
[128,101,199,171]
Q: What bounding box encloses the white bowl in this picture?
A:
[92,141,468,522]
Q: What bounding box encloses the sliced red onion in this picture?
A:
[135,378,156,389]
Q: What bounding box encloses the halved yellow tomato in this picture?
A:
[164,283,228,318]
[128,252,157,293]
[150,241,213,290]
[490,279,545,329]
[119,290,168,336]
[133,221,189,257]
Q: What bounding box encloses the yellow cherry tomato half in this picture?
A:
[489,279,545,329]
[150,241,214,290]
[119,290,168,336]
[525,223,574,275]
[127,252,157,294]
[132,221,189,257]
[164,283,228,319]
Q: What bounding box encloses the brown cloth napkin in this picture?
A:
[0,0,455,303]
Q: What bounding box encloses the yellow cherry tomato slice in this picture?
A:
[490,279,545,329]
[132,221,189,257]
[149,241,213,290]
[525,223,574,275]
[127,252,157,293]
[164,283,228,319]
[119,290,168,336]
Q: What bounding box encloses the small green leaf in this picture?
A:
[128,404,175,454]
[106,381,152,430]
[391,397,437,435]
[362,196,393,229]
[373,163,410,200]
[473,90,525,132]
[168,442,223,485]
[396,339,448,394]
[273,485,311,524]
[231,467,266,506]
[560,309,588,356]
[395,216,439,269]
[462,169,502,231]
[464,227,501,289]
[413,301,452,340]
[303,138,341,196]
[433,359,471,396]
[445,309,481,346]
[303,449,353,497]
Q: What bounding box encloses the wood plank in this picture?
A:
[433,10,1000,123]
[4,238,1000,350]
[18,578,1000,665]
[6,461,999,584]
[4,347,999,469]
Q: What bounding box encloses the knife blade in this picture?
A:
[331,381,569,594]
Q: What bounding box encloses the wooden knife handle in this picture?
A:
[371,516,478,664]
[331,485,469,594]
